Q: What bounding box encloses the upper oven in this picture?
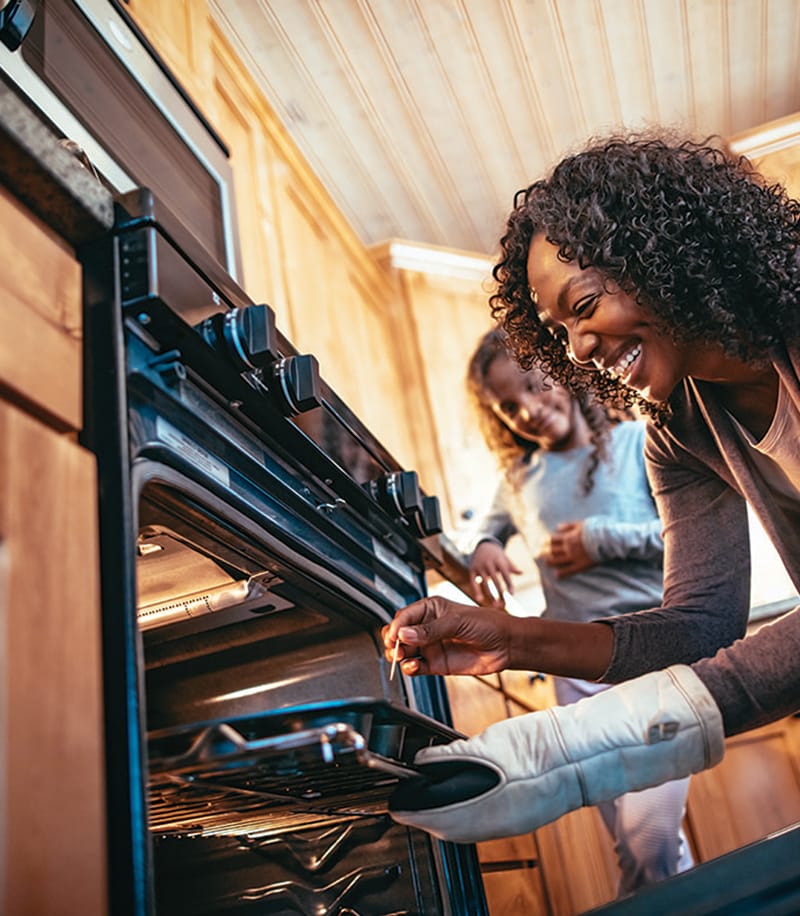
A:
[78,190,488,915]
[0,0,242,280]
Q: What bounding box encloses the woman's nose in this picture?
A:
[565,326,598,368]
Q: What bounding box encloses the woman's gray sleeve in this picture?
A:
[600,432,751,682]
[692,606,800,735]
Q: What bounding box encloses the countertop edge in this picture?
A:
[0,77,114,246]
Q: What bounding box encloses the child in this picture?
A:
[463,326,692,893]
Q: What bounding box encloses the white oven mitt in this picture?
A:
[389,665,724,843]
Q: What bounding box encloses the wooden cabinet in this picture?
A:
[0,185,107,915]
[687,714,800,861]
[0,187,83,430]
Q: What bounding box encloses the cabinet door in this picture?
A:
[0,185,82,431]
[687,716,800,861]
[0,402,107,916]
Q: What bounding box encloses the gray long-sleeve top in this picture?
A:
[467,420,664,624]
[602,347,800,736]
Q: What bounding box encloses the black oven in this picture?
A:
[78,189,487,915]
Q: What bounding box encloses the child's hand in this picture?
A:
[540,521,595,578]
[469,541,521,606]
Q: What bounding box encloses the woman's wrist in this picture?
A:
[505,616,614,680]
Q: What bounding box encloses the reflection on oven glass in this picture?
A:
[292,405,384,486]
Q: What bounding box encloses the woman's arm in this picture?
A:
[600,426,752,681]
[383,596,614,680]
[693,605,800,735]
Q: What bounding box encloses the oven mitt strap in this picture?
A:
[389,665,724,843]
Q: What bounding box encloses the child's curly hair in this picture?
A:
[489,130,800,423]
[466,326,622,494]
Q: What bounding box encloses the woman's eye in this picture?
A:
[573,294,598,316]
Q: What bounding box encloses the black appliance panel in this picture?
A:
[79,190,486,915]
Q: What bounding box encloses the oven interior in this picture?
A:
[136,477,460,915]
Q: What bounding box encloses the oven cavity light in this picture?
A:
[137,576,270,630]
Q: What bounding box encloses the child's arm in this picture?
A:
[580,516,664,563]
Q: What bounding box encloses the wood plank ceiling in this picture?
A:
[212,0,800,256]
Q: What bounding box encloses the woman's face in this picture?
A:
[526,233,700,404]
[484,354,589,452]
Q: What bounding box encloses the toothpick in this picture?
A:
[389,640,400,681]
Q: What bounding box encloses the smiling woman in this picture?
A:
[491,133,800,425]
[379,130,800,851]
[525,232,782,431]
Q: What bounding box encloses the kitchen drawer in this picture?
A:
[0,184,82,431]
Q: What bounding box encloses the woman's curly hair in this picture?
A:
[489,130,800,423]
[466,326,623,494]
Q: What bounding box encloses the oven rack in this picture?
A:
[147,703,457,837]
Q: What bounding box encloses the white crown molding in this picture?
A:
[728,114,800,159]
[372,239,494,282]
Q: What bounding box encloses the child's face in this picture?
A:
[485,355,584,451]
[526,232,696,404]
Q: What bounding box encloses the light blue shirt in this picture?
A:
[468,420,663,624]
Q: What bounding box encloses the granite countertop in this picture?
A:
[0,79,114,246]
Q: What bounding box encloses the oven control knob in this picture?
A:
[367,470,421,518]
[270,354,321,416]
[195,304,279,372]
[368,472,443,537]
[416,495,443,537]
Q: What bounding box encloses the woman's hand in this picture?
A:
[540,521,595,578]
[469,541,522,606]
[382,596,517,676]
